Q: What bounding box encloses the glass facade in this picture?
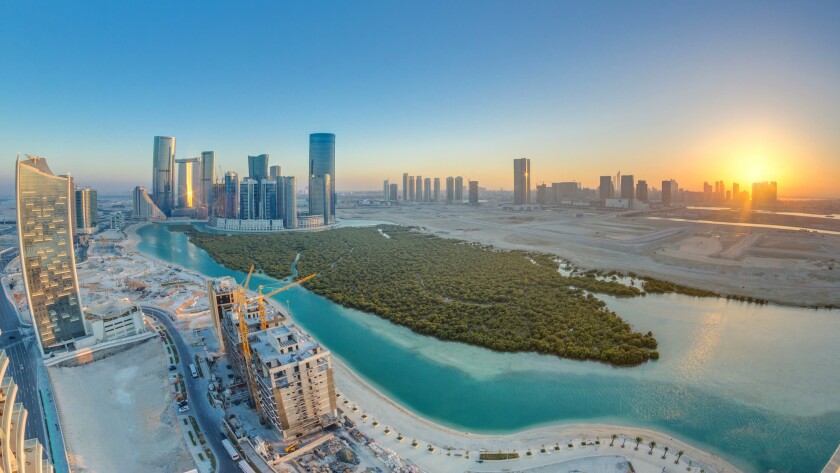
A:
[308,175,331,225]
[224,171,239,219]
[152,136,175,216]
[308,133,335,223]
[513,158,530,205]
[16,155,87,353]
[277,176,297,229]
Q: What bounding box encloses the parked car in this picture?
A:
[168,365,177,371]
[178,406,190,413]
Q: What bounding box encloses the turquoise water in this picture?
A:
[136,223,840,473]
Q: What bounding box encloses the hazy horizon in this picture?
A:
[2,1,839,197]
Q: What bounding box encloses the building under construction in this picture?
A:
[206,273,337,440]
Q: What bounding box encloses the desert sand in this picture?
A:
[49,339,194,473]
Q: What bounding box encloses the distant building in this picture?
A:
[620,175,635,200]
[536,184,549,205]
[635,180,649,203]
[383,179,389,201]
[408,176,415,202]
[416,175,423,201]
[16,154,87,353]
[599,176,614,200]
[513,158,531,205]
[468,180,479,204]
[248,154,270,183]
[277,176,297,229]
[703,182,713,201]
[551,182,580,203]
[110,211,125,229]
[81,299,147,344]
[250,325,338,439]
[389,183,399,202]
[0,350,54,472]
[309,133,336,223]
[176,158,200,209]
[433,177,441,202]
[454,176,464,202]
[239,178,257,220]
[752,181,778,207]
[224,171,240,219]
[424,178,432,202]
[152,136,176,216]
[75,187,98,233]
[259,179,277,220]
[201,151,216,215]
[211,183,226,218]
[133,186,166,221]
[661,180,673,207]
[402,173,409,202]
[445,177,454,204]
[269,165,281,179]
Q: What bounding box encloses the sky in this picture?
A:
[1,1,839,197]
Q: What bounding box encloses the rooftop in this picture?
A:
[84,299,138,320]
[250,324,323,368]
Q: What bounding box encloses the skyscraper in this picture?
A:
[269,165,282,179]
[416,175,423,201]
[513,158,531,205]
[277,176,297,229]
[240,178,258,219]
[445,177,454,204]
[402,173,409,202]
[248,154,269,217]
[468,180,479,204]
[389,183,398,202]
[260,179,278,219]
[383,179,389,201]
[433,177,441,202]
[248,154,270,182]
[599,176,614,200]
[408,176,415,202]
[201,151,216,213]
[620,175,635,200]
[224,171,240,219]
[75,187,98,232]
[424,178,431,202]
[16,155,87,353]
[454,176,464,202]
[176,159,196,208]
[309,133,336,223]
[636,180,648,203]
[309,175,331,224]
[661,180,673,207]
[152,136,176,216]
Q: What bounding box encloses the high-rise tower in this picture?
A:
[513,158,531,205]
[16,155,87,353]
[309,133,335,224]
[152,136,176,216]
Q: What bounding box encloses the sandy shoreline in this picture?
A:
[126,222,743,473]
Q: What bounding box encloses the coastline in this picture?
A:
[126,222,744,473]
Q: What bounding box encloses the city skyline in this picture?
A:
[2,2,840,197]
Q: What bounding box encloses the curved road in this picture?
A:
[142,305,238,473]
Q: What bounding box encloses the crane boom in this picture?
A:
[242,265,255,290]
[246,274,316,304]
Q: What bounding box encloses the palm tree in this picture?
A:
[648,441,656,454]
[634,436,642,450]
[621,437,626,448]
[662,446,669,459]
[675,450,685,464]
[610,434,617,446]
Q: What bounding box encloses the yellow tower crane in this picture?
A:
[234,268,316,423]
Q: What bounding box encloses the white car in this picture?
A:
[178,406,190,413]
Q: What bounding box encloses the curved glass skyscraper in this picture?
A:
[16,154,87,353]
[308,133,335,223]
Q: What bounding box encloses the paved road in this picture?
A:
[143,305,238,473]
[0,281,49,457]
